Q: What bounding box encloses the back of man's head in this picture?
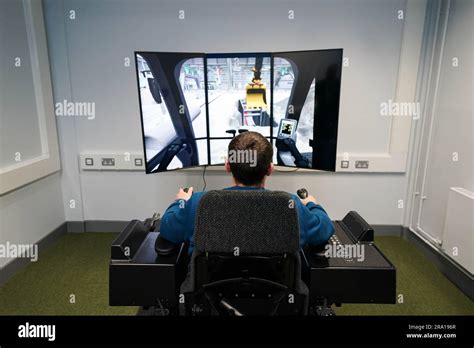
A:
[227,131,273,186]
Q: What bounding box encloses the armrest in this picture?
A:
[341,211,374,242]
[155,234,182,256]
[111,220,149,260]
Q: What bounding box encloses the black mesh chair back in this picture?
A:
[181,190,308,316]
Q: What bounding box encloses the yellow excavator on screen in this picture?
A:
[245,61,267,109]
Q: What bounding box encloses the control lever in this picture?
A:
[150,212,160,231]
[297,188,308,199]
[226,130,237,138]
[238,129,249,134]
[144,212,161,231]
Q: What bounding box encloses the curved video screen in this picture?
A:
[135,50,342,173]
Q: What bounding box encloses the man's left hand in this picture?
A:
[175,187,193,201]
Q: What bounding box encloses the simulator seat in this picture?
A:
[180,190,308,315]
[109,188,396,315]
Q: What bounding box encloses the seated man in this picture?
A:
[160,131,334,253]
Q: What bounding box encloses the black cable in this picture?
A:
[202,165,207,191]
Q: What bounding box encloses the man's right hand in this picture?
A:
[300,195,317,206]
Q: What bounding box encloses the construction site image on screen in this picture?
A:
[206,54,274,165]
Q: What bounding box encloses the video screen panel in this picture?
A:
[135,49,342,173]
[206,53,273,165]
[273,50,342,171]
[136,52,208,173]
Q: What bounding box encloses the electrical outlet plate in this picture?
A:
[341,160,349,169]
[80,153,145,171]
[355,160,369,169]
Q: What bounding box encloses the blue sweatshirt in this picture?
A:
[160,186,335,253]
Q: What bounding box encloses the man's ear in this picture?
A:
[267,163,274,176]
[225,160,232,173]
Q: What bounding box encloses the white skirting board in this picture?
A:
[442,187,474,275]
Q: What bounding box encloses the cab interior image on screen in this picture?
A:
[135,50,342,173]
[136,53,208,172]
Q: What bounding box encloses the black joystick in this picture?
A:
[182,187,189,193]
[297,188,308,199]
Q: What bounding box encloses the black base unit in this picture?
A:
[301,220,396,305]
[109,223,189,309]
[109,212,396,313]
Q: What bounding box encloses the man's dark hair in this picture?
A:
[228,131,273,186]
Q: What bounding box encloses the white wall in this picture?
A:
[0,0,65,269]
[187,170,406,223]
[42,0,419,226]
[0,173,65,268]
[409,0,473,241]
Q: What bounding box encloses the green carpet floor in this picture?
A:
[0,233,472,315]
